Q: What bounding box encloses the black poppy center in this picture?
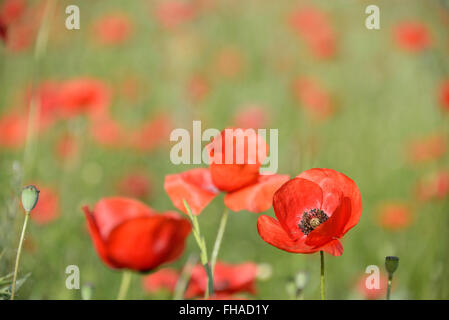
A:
[298,208,329,235]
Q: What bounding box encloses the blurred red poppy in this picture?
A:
[288,6,336,59]
[377,202,413,231]
[257,168,362,256]
[142,268,179,294]
[187,74,210,104]
[233,105,268,129]
[415,169,449,202]
[155,1,196,29]
[292,77,334,120]
[128,114,173,151]
[83,197,191,272]
[90,115,127,148]
[117,172,152,199]
[0,0,25,26]
[393,21,432,53]
[59,78,111,118]
[55,133,79,163]
[165,128,289,215]
[356,273,389,300]
[407,133,447,164]
[92,13,133,46]
[185,262,258,298]
[439,80,449,113]
[30,186,60,225]
[0,112,27,148]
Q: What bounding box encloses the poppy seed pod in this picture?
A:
[21,185,40,212]
[385,256,399,275]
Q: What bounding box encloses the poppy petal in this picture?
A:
[224,174,290,213]
[321,239,343,256]
[256,215,318,253]
[164,168,219,215]
[298,168,362,234]
[272,178,323,239]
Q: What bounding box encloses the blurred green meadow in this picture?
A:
[0,0,449,299]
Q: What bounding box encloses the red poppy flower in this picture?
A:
[415,169,449,202]
[407,133,447,164]
[257,168,362,256]
[59,78,110,118]
[165,128,290,215]
[29,186,60,225]
[0,112,27,148]
[288,6,336,59]
[117,172,152,199]
[393,21,431,53]
[233,105,268,129]
[154,1,196,29]
[142,268,179,294]
[92,13,133,46]
[83,197,191,272]
[292,77,334,120]
[439,80,449,113]
[90,115,127,148]
[356,273,389,300]
[377,202,413,231]
[185,262,258,298]
[0,0,25,26]
[128,114,173,152]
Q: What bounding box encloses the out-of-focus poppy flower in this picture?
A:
[55,133,79,162]
[185,262,258,298]
[117,172,152,199]
[128,114,173,151]
[165,128,290,215]
[187,74,210,104]
[83,197,191,272]
[0,112,27,148]
[233,105,268,129]
[292,77,334,120]
[407,133,447,164]
[155,1,196,29]
[142,268,179,294]
[0,0,25,25]
[257,168,362,256]
[393,21,432,53]
[377,202,413,231]
[5,20,34,52]
[356,273,389,300]
[92,13,133,46]
[438,80,449,113]
[214,46,245,78]
[59,78,111,119]
[90,115,127,148]
[29,186,60,225]
[201,294,248,300]
[288,6,336,59]
[117,75,145,103]
[415,169,449,202]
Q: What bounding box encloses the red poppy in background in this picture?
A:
[187,74,210,104]
[257,168,362,256]
[377,202,413,231]
[59,78,111,118]
[288,6,336,59]
[292,77,334,120]
[83,197,191,272]
[185,262,258,298]
[142,268,179,294]
[233,105,268,129]
[0,112,27,148]
[356,273,389,300]
[393,21,432,53]
[55,133,79,163]
[128,113,173,151]
[0,0,26,43]
[92,13,133,46]
[117,172,152,199]
[165,128,290,215]
[90,115,127,148]
[439,80,449,113]
[415,169,449,202]
[155,1,196,29]
[29,186,60,225]
[407,133,447,164]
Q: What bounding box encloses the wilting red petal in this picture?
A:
[256,215,317,254]
[106,215,191,271]
[272,178,323,239]
[92,197,155,239]
[224,174,290,213]
[297,168,362,235]
[164,168,219,215]
[142,268,179,293]
[305,198,351,248]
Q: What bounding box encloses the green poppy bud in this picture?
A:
[385,256,399,275]
[21,185,40,212]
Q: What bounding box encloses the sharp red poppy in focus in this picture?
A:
[83,197,191,272]
[257,168,362,256]
[164,128,289,215]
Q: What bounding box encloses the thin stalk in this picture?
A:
[183,199,214,299]
[173,254,198,300]
[117,271,132,300]
[320,250,325,300]
[210,208,229,272]
[386,274,393,300]
[10,212,30,300]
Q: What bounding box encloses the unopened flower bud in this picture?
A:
[385,256,399,275]
[21,185,40,212]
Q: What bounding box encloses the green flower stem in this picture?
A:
[320,250,325,300]
[387,274,393,300]
[11,212,30,300]
[210,208,229,272]
[183,200,214,299]
[117,271,132,300]
[173,254,198,300]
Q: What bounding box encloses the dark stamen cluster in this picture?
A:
[298,208,329,235]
